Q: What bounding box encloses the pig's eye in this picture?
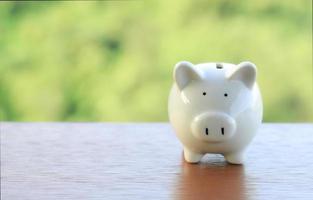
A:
[224,93,228,97]
[203,92,206,96]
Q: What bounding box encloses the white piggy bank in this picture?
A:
[168,61,263,164]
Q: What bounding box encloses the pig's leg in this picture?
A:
[183,148,203,163]
[224,151,244,164]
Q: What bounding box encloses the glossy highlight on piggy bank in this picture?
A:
[168,61,263,164]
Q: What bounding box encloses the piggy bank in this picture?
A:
[168,61,263,164]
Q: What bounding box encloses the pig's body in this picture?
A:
[168,62,263,164]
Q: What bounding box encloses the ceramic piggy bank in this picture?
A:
[168,61,263,164]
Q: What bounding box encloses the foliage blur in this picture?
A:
[0,0,312,122]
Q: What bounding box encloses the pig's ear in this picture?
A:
[227,61,257,89]
[174,61,202,90]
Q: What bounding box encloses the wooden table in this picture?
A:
[1,123,313,200]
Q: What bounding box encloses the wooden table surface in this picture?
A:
[1,123,313,200]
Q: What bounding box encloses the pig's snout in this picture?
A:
[191,112,236,142]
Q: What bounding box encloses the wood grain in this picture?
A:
[1,123,313,200]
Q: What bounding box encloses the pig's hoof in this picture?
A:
[184,149,203,163]
[224,152,244,164]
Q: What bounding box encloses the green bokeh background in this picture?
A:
[0,1,312,122]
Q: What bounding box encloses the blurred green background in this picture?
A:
[0,0,312,122]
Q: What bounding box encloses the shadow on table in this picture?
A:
[174,154,248,200]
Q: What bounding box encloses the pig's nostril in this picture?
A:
[221,127,225,135]
[205,128,209,135]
